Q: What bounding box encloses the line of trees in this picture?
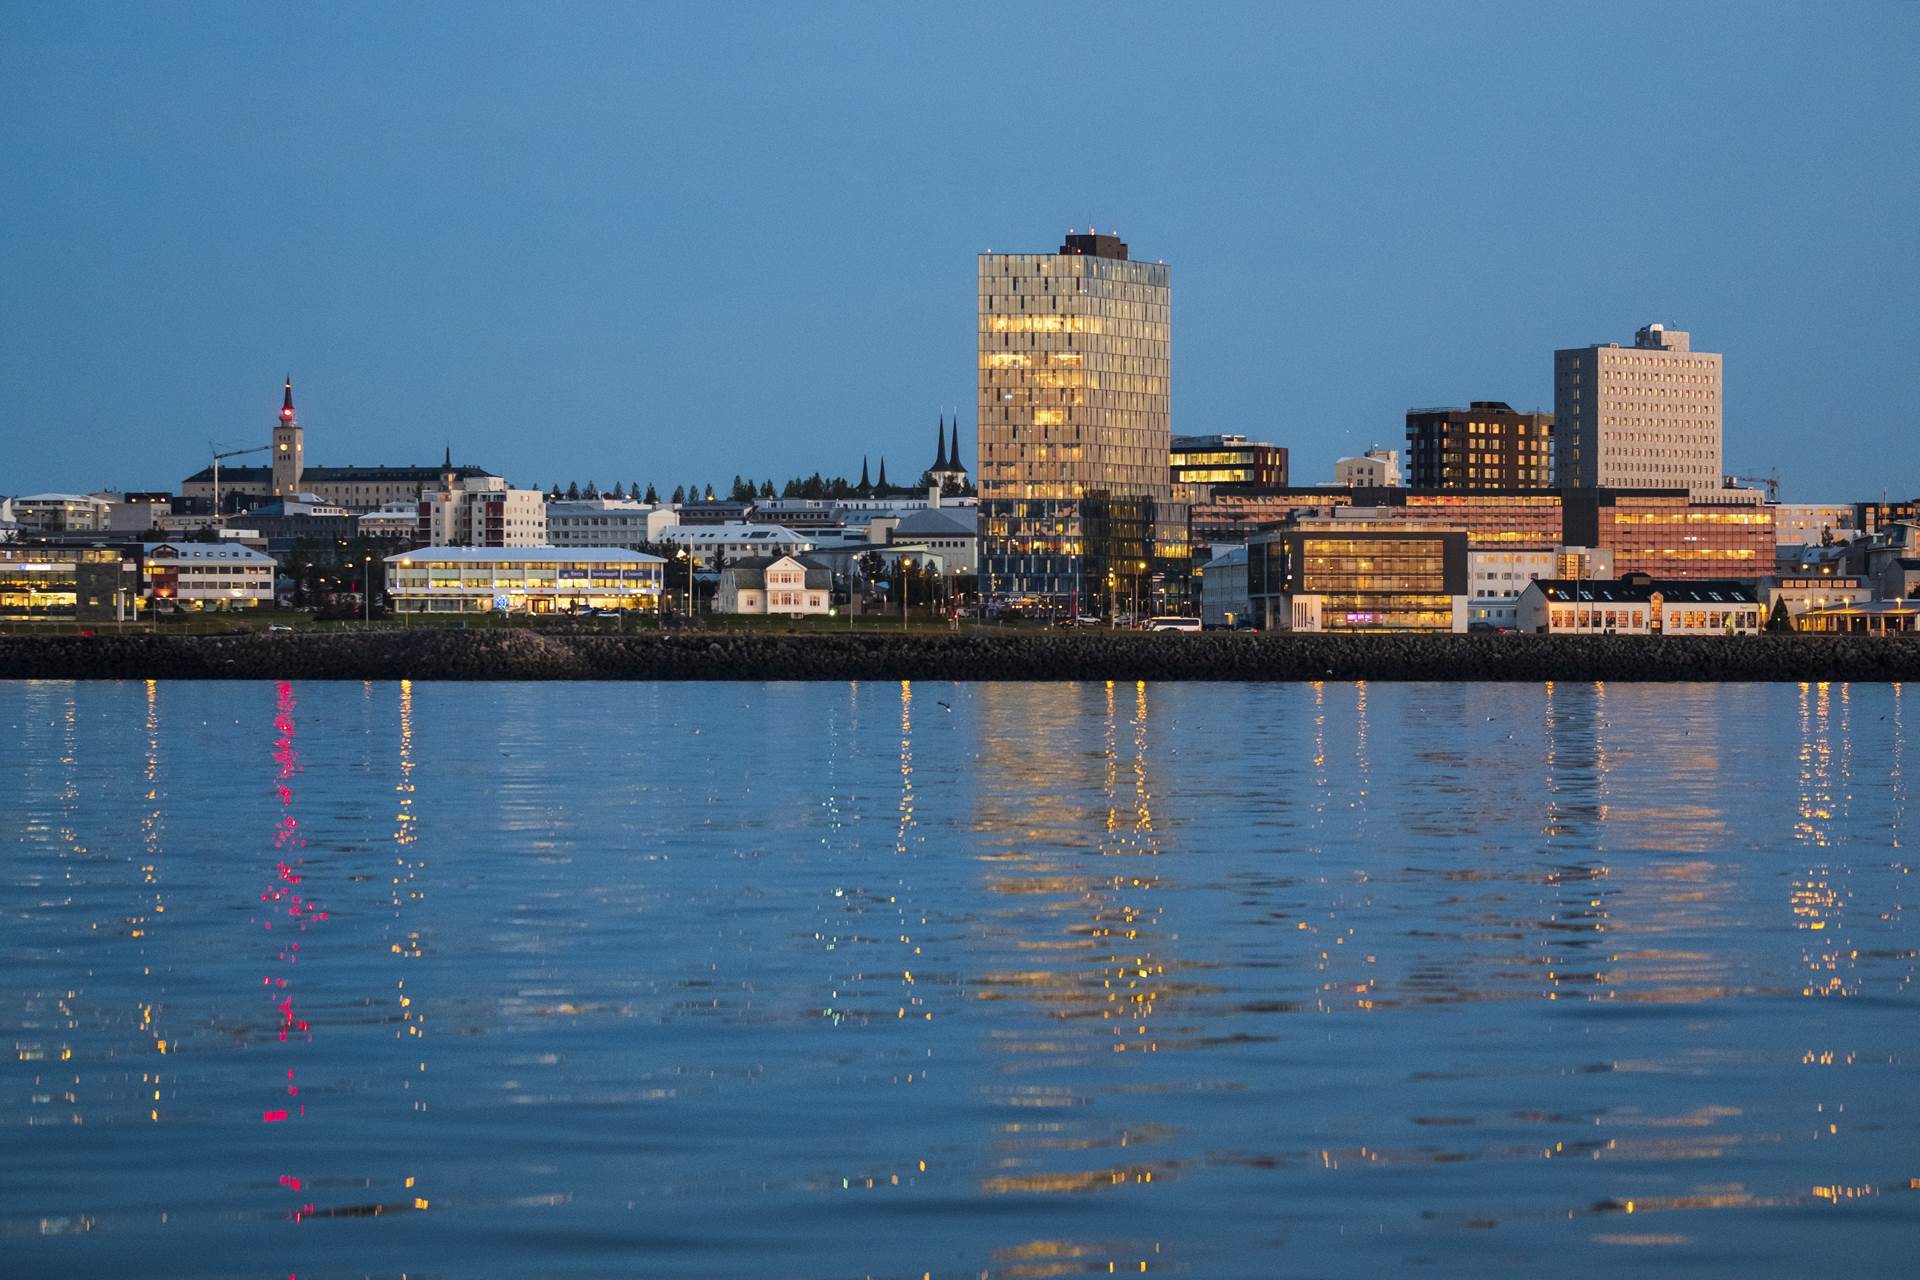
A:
[536,470,974,505]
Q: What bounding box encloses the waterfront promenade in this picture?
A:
[2,628,1916,683]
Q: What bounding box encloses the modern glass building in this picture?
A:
[1247,521,1468,632]
[978,232,1171,609]
[1170,434,1288,489]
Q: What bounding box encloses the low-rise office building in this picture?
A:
[716,554,833,615]
[1516,577,1760,635]
[1565,489,1774,580]
[1758,573,1873,626]
[546,499,680,550]
[11,493,114,533]
[1248,519,1467,632]
[1170,435,1289,490]
[887,506,978,575]
[1773,503,1858,547]
[658,523,815,569]
[358,500,424,540]
[1198,546,1250,628]
[0,545,135,621]
[140,541,277,610]
[384,548,664,614]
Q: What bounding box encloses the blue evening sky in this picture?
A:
[2,3,1915,500]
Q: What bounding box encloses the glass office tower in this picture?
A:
[978,232,1171,609]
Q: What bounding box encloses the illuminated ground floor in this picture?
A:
[385,547,665,615]
[1797,601,1920,635]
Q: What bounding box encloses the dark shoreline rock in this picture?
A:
[1,629,1916,683]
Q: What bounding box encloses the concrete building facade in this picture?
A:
[1554,324,1722,496]
[1334,448,1402,488]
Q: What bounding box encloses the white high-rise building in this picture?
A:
[1553,324,1722,497]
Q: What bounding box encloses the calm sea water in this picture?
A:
[1,679,1915,1279]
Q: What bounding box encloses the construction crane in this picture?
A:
[208,442,270,520]
[1724,468,1781,503]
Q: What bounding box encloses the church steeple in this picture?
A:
[949,419,965,473]
[281,376,295,421]
[876,457,889,493]
[857,455,871,495]
[933,414,948,471]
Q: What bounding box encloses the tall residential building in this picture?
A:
[1405,401,1552,489]
[271,377,304,498]
[978,231,1171,605]
[1554,324,1722,497]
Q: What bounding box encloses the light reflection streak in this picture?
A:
[137,681,168,1117]
[390,680,430,1206]
[258,681,323,1220]
[1793,683,1854,998]
[972,682,1180,1209]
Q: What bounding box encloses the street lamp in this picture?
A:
[363,554,372,625]
[900,557,912,633]
[676,548,694,621]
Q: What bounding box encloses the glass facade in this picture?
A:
[387,554,663,614]
[0,547,128,621]
[978,236,1170,606]
[1248,527,1467,632]
[1169,436,1288,489]
[1566,493,1775,579]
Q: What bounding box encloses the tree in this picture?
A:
[610,481,625,498]
[686,481,700,505]
[566,481,580,500]
[703,483,716,501]
[671,484,686,504]
[584,480,598,498]
[730,474,753,502]
[781,478,800,497]
[644,483,659,504]
[758,479,775,499]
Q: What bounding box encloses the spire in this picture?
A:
[280,376,295,421]
[858,455,871,494]
[877,456,889,492]
[950,419,965,472]
[934,414,948,471]
[443,443,452,470]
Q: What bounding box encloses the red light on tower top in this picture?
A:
[281,376,295,421]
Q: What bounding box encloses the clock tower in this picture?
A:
[271,376,304,498]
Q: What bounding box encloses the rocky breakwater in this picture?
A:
[2,628,1918,682]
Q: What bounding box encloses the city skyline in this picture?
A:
[3,5,1916,499]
